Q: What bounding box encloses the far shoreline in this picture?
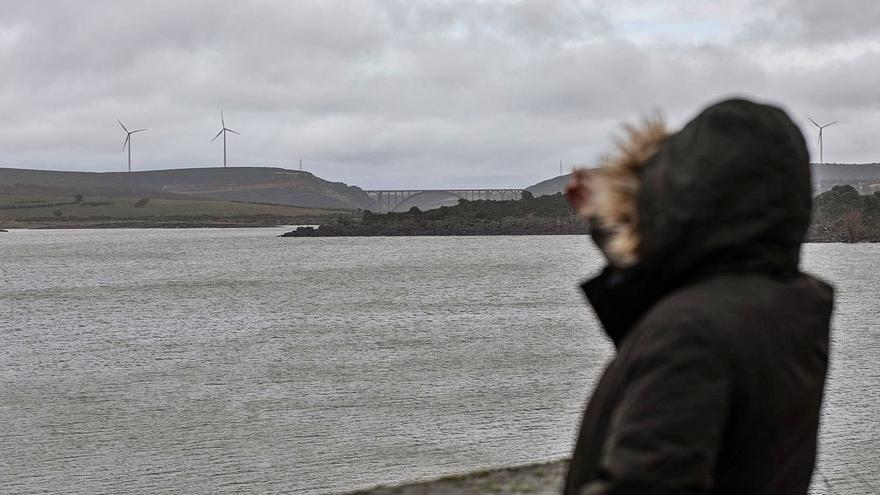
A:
[0,224,876,243]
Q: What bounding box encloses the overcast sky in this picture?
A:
[1,0,878,188]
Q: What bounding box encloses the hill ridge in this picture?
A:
[0,166,370,210]
[524,163,880,197]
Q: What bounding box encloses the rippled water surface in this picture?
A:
[1,229,877,494]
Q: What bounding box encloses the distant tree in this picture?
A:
[842,210,865,242]
[831,184,858,194]
[53,209,63,217]
[521,190,534,201]
[408,206,422,214]
[74,194,83,203]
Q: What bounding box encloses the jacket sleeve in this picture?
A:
[579,317,733,495]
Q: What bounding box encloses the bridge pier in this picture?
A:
[365,188,524,213]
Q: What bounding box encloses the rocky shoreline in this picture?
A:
[279,187,880,241]
[344,459,568,495]
[279,220,590,237]
[279,223,878,242]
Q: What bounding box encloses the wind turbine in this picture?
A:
[212,111,240,168]
[808,117,837,163]
[117,119,146,173]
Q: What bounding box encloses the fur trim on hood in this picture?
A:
[585,117,668,268]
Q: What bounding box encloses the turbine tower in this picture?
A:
[117,119,146,173]
[808,117,837,164]
[212,111,240,168]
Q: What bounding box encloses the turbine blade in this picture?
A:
[825,121,838,127]
[131,129,147,133]
[117,119,129,132]
[807,117,820,127]
[226,128,240,135]
[212,129,224,142]
[123,135,130,151]
[221,110,225,128]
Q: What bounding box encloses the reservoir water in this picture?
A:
[1,229,877,494]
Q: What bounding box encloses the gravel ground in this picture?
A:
[343,460,568,495]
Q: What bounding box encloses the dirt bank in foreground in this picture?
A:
[344,459,568,495]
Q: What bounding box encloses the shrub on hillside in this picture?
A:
[810,185,880,241]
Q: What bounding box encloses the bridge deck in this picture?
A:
[363,189,524,213]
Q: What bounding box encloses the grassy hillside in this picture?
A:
[0,166,374,210]
[0,193,350,228]
[525,173,573,197]
[811,162,880,181]
[524,164,880,197]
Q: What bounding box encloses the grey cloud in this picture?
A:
[751,0,880,43]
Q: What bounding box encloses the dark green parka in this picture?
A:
[565,99,834,495]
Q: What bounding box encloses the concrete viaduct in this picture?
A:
[363,189,524,213]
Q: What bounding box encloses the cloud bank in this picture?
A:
[1,0,878,188]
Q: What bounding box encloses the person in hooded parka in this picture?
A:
[564,98,834,495]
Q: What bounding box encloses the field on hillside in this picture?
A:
[0,194,351,228]
[0,166,372,210]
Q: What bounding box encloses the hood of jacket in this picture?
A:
[583,98,813,344]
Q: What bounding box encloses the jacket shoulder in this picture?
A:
[621,273,832,372]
